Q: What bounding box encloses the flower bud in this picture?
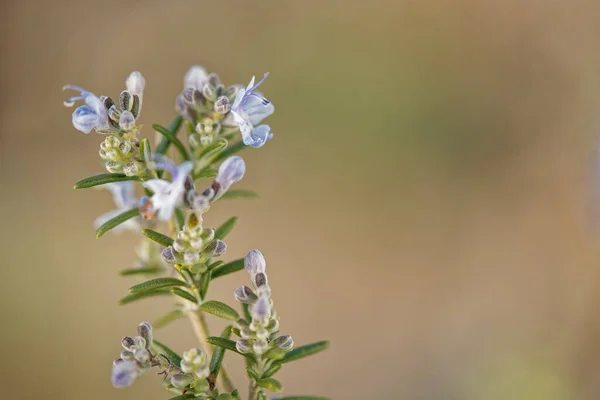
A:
[161,246,179,264]
[252,273,267,290]
[170,373,194,389]
[251,297,271,320]
[119,110,135,131]
[137,322,153,346]
[180,360,194,374]
[214,96,231,114]
[200,228,215,241]
[194,365,210,379]
[120,350,134,361]
[173,238,188,253]
[120,90,133,112]
[133,348,150,364]
[184,65,208,90]
[126,71,146,97]
[113,358,124,366]
[236,339,252,354]
[112,360,139,388]
[205,239,226,256]
[253,339,269,355]
[133,336,146,349]
[244,250,266,275]
[108,105,121,123]
[121,336,135,350]
[203,84,217,102]
[274,335,294,350]
[234,286,258,304]
[123,161,143,177]
[184,250,200,265]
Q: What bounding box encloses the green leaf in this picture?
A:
[194,139,228,172]
[152,339,182,368]
[215,217,238,240]
[275,397,330,400]
[74,173,139,189]
[242,303,252,322]
[168,395,195,400]
[211,258,244,279]
[153,123,190,161]
[142,228,174,247]
[215,140,246,163]
[262,363,282,378]
[220,190,259,200]
[208,260,224,271]
[174,208,185,232]
[231,327,241,337]
[153,309,186,328]
[156,115,183,155]
[96,207,140,238]
[118,289,170,305]
[140,137,152,162]
[171,287,197,303]
[200,300,239,321]
[129,277,186,293]
[246,366,260,380]
[206,337,245,356]
[281,341,330,364]
[209,325,232,378]
[119,266,163,276]
[199,270,211,300]
[192,167,218,182]
[256,378,283,392]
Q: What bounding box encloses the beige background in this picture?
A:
[3,1,600,399]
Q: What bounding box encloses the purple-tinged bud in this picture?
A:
[121,336,135,350]
[274,335,294,350]
[119,110,135,131]
[236,339,252,354]
[137,322,153,346]
[120,90,133,112]
[234,286,258,304]
[252,297,270,320]
[214,96,231,114]
[253,272,268,289]
[112,360,139,388]
[161,246,179,264]
[205,239,226,256]
[126,71,145,98]
[244,250,266,275]
[184,66,208,90]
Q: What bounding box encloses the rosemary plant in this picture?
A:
[62,67,329,400]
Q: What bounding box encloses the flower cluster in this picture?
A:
[176,67,274,150]
[234,250,293,357]
[64,72,148,177]
[112,322,155,388]
[64,65,329,400]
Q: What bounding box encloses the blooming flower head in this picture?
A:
[63,71,146,134]
[94,181,139,232]
[140,156,193,221]
[231,73,275,148]
[63,86,110,134]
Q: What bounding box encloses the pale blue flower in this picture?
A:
[111,360,139,388]
[63,85,110,134]
[140,156,193,221]
[94,182,139,232]
[214,156,246,196]
[231,73,274,148]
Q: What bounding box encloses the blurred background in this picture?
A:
[3,0,600,399]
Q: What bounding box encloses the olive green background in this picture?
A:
[3,1,600,399]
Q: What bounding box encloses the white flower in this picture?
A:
[140,157,193,221]
[231,73,274,148]
[94,182,139,233]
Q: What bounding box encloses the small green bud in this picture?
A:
[273,335,294,351]
[194,364,209,379]
[173,238,188,253]
[120,350,134,360]
[133,336,146,349]
[236,339,252,354]
[170,373,194,389]
[200,228,215,242]
[217,394,235,400]
[133,348,150,364]
[105,161,122,173]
